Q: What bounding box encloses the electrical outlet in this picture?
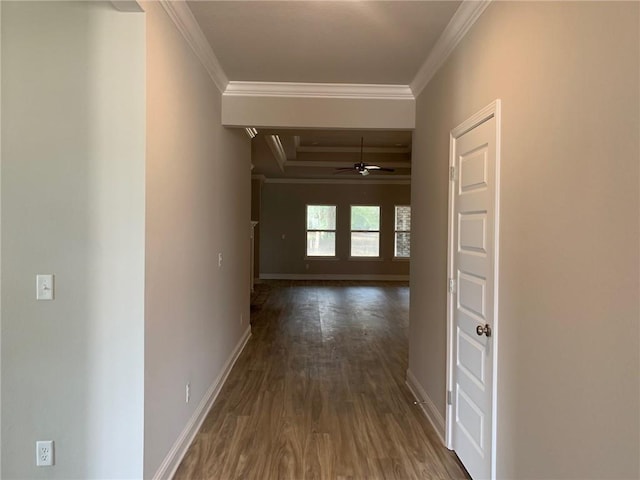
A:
[36,440,54,467]
[218,253,223,267]
[186,383,191,403]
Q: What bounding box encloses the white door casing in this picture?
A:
[446,100,501,480]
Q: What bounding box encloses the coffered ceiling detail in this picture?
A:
[158,0,491,181]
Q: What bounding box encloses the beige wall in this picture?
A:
[1,2,145,478]
[409,1,639,478]
[143,1,252,477]
[260,182,410,278]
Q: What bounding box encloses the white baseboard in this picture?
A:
[153,326,252,480]
[405,369,446,446]
[259,273,409,281]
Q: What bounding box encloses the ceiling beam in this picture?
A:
[264,177,411,185]
[222,95,415,129]
[264,135,286,172]
[284,160,411,169]
[296,146,411,154]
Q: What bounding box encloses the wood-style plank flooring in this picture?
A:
[174,281,469,479]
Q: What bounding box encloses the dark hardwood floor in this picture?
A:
[174,281,469,479]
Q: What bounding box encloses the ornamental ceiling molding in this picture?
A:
[160,0,491,100]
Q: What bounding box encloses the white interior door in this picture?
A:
[447,102,500,480]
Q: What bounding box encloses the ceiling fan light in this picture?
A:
[361,169,370,176]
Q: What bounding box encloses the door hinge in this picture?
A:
[448,278,457,294]
[447,390,453,406]
[449,165,457,181]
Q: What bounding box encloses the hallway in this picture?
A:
[174,282,469,479]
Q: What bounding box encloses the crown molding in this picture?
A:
[157,0,487,100]
[411,0,491,96]
[224,81,414,100]
[110,1,143,12]
[159,0,228,93]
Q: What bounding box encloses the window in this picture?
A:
[306,205,336,256]
[394,206,411,258]
[350,206,380,257]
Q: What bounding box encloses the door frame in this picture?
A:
[445,100,501,479]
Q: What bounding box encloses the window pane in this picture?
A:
[351,232,379,257]
[350,206,380,231]
[307,205,336,230]
[307,231,335,256]
[395,206,411,231]
[395,232,411,257]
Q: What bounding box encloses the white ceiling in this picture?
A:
[187,1,461,85]
[185,1,465,180]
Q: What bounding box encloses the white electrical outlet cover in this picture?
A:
[36,440,54,466]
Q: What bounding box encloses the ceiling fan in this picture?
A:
[334,138,395,176]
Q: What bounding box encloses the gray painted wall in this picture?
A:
[143,1,252,476]
[260,182,410,278]
[1,2,145,477]
[1,2,253,477]
[409,2,639,478]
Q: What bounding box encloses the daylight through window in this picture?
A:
[394,206,411,258]
[306,205,336,256]
[350,206,380,257]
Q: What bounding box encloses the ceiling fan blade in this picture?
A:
[365,165,395,172]
[333,168,357,175]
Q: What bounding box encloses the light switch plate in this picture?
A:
[36,274,54,300]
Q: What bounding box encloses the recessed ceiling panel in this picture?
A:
[250,129,412,180]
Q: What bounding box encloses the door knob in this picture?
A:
[476,324,492,337]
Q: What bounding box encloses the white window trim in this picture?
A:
[394,205,411,259]
[306,204,337,258]
[349,204,381,258]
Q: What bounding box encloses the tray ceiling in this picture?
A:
[187,1,461,85]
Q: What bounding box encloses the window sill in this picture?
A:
[349,256,384,262]
[393,257,410,262]
[305,256,340,261]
